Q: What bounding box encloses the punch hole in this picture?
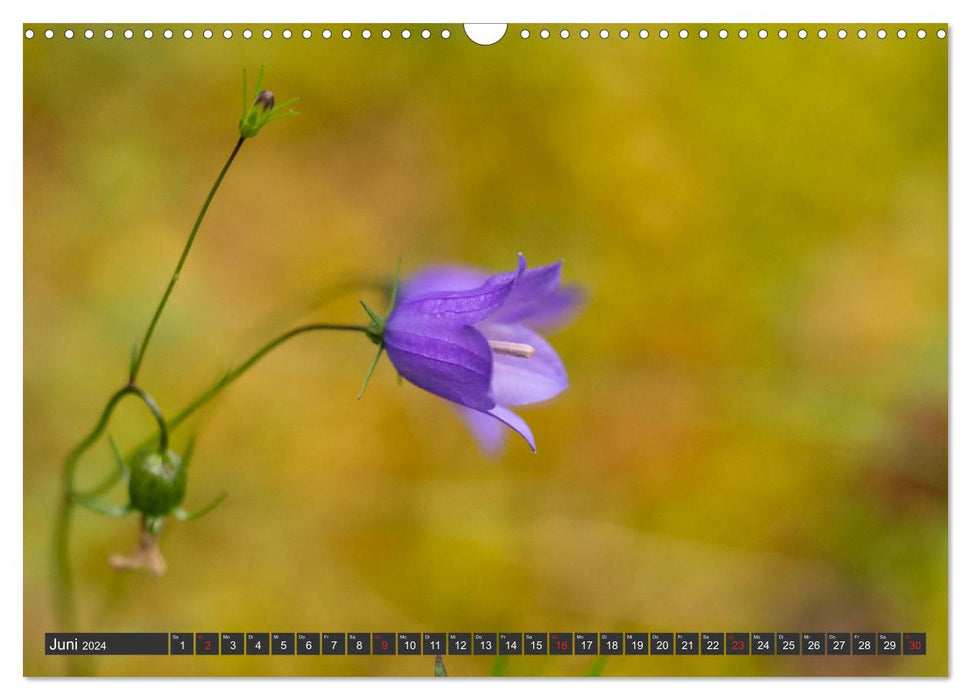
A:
[520,29,529,39]
[580,29,590,39]
[658,29,667,39]
[342,29,351,39]
[779,29,788,39]
[143,29,153,39]
[302,29,311,39]
[917,29,926,39]
[381,29,390,39]
[183,29,193,39]
[283,29,293,39]
[223,29,232,39]
[680,29,689,39]
[44,29,53,39]
[560,29,569,39]
[421,29,430,39]
[798,29,808,39]
[124,29,133,39]
[323,29,332,39]
[738,29,748,39]
[203,29,212,39]
[818,29,827,39]
[639,29,648,39]
[540,29,550,39]
[699,29,709,39]
[464,23,506,46]
[857,29,866,39]
[163,29,173,39]
[620,29,630,39]
[897,29,907,38]
[65,29,74,39]
[263,29,273,39]
[363,29,372,39]
[402,29,411,39]
[877,29,887,39]
[600,29,608,39]
[243,29,252,39]
[84,29,94,39]
[24,29,34,39]
[718,29,728,39]
[937,29,946,38]
[837,29,847,39]
[758,29,767,39]
[441,29,451,38]
[104,29,113,39]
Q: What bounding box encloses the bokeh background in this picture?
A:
[23,23,948,676]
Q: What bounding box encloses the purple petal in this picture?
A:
[384,322,495,411]
[520,285,586,330]
[489,260,563,325]
[480,323,568,406]
[459,405,536,453]
[457,406,508,454]
[484,405,536,452]
[390,255,526,326]
[397,266,488,304]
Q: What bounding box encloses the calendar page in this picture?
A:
[22,21,948,678]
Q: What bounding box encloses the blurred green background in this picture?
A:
[23,23,948,676]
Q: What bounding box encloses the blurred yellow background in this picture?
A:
[23,24,948,676]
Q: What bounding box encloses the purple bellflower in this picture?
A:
[360,254,583,453]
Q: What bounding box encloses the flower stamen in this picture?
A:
[488,340,535,358]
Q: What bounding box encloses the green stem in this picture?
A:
[53,384,169,632]
[168,323,368,432]
[129,136,246,384]
[94,323,370,499]
[128,385,170,451]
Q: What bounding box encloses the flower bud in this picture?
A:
[128,448,187,517]
[254,90,275,112]
[238,66,299,139]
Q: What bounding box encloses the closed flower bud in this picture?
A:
[255,90,275,112]
[128,448,187,517]
[238,66,300,139]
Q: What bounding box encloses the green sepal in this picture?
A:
[359,300,385,345]
[358,343,385,399]
[172,491,228,522]
[182,435,196,470]
[388,256,402,312]
[71,492,132,518]
[107,434,129,480]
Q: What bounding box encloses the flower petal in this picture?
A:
[521,285,586,331]
[481,324,568,406]
[384,321,495,410]
[397,266,487,304]
[483,405,536,452]
[489,260,563,325]
[390,255,526,326]
[457,406,508,454]
[459,405,536,453]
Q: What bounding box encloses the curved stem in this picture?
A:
[168,323,368,432]
[128,385,170,452]
[53,386,132,632]
[53,384,170,631]
[129,136,246,384]
[114,323,367,463]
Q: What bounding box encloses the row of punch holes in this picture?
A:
[24,26,947,42]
